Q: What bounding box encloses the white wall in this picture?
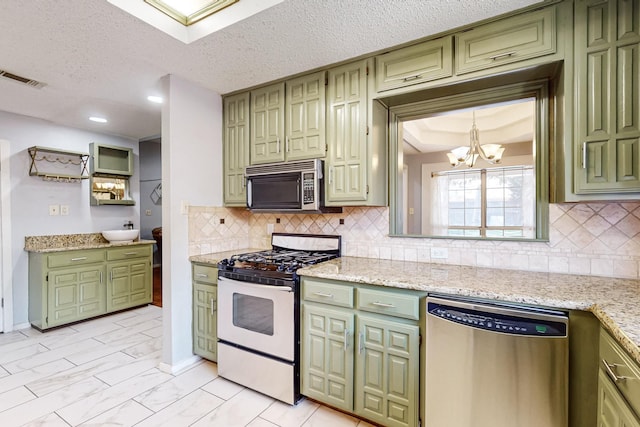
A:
[160,75,222,372]
[0,111,140,327]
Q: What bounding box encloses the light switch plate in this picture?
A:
[49,205,59,216]
[60,205,69,216]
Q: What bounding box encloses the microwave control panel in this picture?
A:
[302,172,315,204]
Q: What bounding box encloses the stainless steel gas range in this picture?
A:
[216,233,341,404]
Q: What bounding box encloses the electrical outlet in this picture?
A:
[409,207,415,215]
[49,205,59,216]
[180,200,189,215]
[431,247,448,259]
[145,209,152,216]
[60,205,69,216]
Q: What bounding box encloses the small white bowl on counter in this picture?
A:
[101,229,139,243]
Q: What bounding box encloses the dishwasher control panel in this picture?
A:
[428,301,567,337]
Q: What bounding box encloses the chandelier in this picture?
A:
[446,111,505,168]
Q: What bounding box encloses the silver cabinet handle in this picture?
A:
[277,137,281,153]
[313,291,334,298]
[210,298,215,316]
[110,270,113,282]
[71,257,87,261]
[603,359,628,383]
[286,136,290,152]
[195,273,208,278]
[403,74,422,82]
[489,51,516,61]
[100,271,103,283]
[124,252,138,256]
[372,301,396,308]
[344,329,348,351]
[358,332,364,354]
[328,166,333,184]
[582,142,587,169]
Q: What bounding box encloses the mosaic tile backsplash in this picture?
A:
[188,202,640,279]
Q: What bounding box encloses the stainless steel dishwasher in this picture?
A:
[426,295,569,427]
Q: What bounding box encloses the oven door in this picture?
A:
[217,276,295,361]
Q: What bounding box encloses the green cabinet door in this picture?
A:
[193,282,217,361]
[285,71,326,161]
[598,370,640,427]
[326,59,369,204]
[106,258,151,311]
[575,0,640,194]
[48,264,106,327]
[355,315,419,427]
[223,92,250,206]
[251,82,285,164]
[301,302,355,412]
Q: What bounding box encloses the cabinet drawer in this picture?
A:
[600,328,640,416]
[455,6,556,75]
[302,278,353,308]
[47,249,105,268]
[356,287,420,320]
[193,263,218,285]
[107,245,152,261]
[375,36,453,92]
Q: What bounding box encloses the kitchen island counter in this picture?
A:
[298,256,640,365]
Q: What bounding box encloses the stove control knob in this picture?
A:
[228,259,235,267]
[276,264,286,272]
[219,259,228,265]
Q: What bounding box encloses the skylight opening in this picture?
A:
[144,0,239,26]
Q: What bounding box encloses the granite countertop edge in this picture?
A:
[25,239,156,253]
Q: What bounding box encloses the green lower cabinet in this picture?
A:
[301,302,355,412]
[47,265,106,328]
[106,258,151,312]
[355,315,419,427]
[301,300,420,427]
[193,282,217,361]
[598,370,640,427]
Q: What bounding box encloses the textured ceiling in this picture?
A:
[0,0,543,139]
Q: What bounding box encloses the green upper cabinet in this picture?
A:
[375,36,453,92]
[223,92,250,206]
[250,74,327,165]
[89,143,134,176]
[574,0,640,194]
[285,71,327,161]
[455,6,557,75]
[251,82,285,164]
[326,59,387,206]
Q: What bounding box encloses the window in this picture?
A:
[387,78,551,241]
[144,0,238,26]
[431,166,535,238]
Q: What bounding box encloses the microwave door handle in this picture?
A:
[297,177,301,204]
[247,179,252,207]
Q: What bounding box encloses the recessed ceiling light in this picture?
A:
[147,95,163,104]
[144,0,238,26]
[89,116,108,123]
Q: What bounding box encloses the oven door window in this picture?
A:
[232,293,274,336]
[249,173,301,210]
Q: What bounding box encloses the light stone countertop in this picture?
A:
[297,256,640,365]
[24,233,155,253]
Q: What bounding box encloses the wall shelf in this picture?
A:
[28,146,90,182]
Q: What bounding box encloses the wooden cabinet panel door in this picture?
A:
[326,60,368,203]
[251,83,285,164]
[301,303,354,412]
[223,92,250,206]
[575,0,640,193]
[286,71,326,161]
[355,315,419,427]
[107,259,151,311]
[193,283,217,361]
[48,265,105,327]
[598,370,640,427]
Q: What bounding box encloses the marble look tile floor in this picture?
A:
[0,305,374,427]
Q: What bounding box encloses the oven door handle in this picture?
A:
[219,277,293,293]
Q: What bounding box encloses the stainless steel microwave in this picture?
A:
[246,159,338,213]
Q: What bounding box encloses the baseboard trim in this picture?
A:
[158,355,202,375]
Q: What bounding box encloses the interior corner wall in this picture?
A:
[0,111,140,327]
[160,74,222,370]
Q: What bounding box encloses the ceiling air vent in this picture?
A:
[0,69,46,89]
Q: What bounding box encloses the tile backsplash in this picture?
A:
[188,202,640,279]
